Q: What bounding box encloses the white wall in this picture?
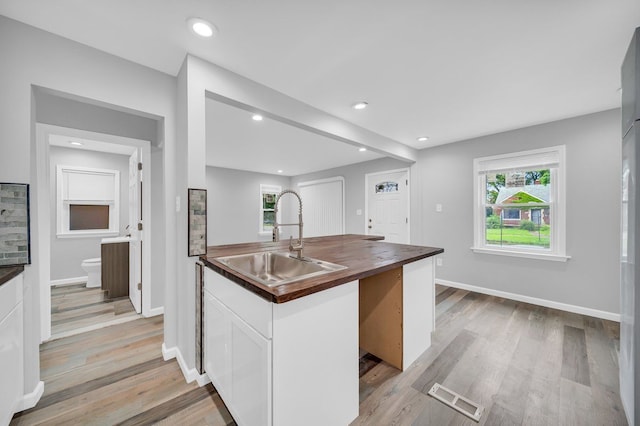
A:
[206,166,292,245]
[49,146,130,281]
[0,15,176,405]
[419,109,621,315]
[291,157,413,235]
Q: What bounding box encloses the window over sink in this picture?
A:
[259,184,281,235]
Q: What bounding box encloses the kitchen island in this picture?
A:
[201,234,443,426]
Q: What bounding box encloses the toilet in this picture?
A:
[81,258,102,288]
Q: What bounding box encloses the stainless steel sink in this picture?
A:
[215,251,347,287]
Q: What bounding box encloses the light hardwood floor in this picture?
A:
[12,284,626,425]
[50,284,139,339]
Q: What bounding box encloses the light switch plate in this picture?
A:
[176,196,181,212]
[436,203,443,212]
[356,209,362,216]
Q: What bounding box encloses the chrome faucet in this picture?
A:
[272,189,304,259]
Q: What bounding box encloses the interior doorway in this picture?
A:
[36,124,152,341]
[365,169,410,243]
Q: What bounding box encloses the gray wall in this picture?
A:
[418,109,621,314]
[149,147,165,308]
[206,166,292,245]
[49,146,130,281]
[291,157,413,235]
[36,90,160,146]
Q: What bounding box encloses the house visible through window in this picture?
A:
[259,184,281,234]
[57,165,120,237]
[473,146,568,261]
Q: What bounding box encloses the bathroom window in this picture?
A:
[57,165,120,238]
[259,184,281,235]
[472,145,569,261]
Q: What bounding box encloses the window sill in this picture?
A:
[57,231,119,239]
[470,246,571,262]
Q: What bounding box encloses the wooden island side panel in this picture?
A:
[359,267,403,370]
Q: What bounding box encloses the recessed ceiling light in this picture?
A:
[359,147,367,152]
[352,101,368,110]
[277,170,283,174]
[187,18,217,38]
[252,114,263,121]
[69,141,83,146]
[417,136,429,142]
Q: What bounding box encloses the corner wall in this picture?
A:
[418,109,621,315]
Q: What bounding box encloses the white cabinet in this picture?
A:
[203,292,230,395]
[228,312,271,426]
[0,273,24,426]
[204,270,271,426]
[204,267,359,426]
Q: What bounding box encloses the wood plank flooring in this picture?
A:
[50,284,139,339]
[12,284,626,425]
[354,285,627,425]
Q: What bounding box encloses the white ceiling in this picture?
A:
[206,99,383,176]
[2,0,639,158]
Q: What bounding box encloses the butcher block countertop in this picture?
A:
[201,234,444,303]
[0,265,24,288]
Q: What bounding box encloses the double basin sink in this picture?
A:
[215,251,347,287]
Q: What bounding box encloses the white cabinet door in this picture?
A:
[204,291,231,395]
[204,286,272,426]
[229,311,272,426]
[0,301,23,426]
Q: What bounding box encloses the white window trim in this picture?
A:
[56,165,120,238]
[259,184,281,236]
[471,145,570,262]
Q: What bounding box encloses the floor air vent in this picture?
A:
[427,383,484,422]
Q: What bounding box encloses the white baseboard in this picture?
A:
[146,306,164,317]
[162,343,210,387]
[437,278,621,322]
[17,380,44,411]
[50,276,87,287]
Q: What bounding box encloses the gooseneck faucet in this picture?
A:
[272,189,304,259]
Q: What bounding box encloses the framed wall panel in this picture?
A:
[188,188,207,257]
[0,183,31,266]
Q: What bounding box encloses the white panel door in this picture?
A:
[204,291,231,395]
[128,149,142,313]
[366,170,409,243]
[229,310,272,426]
[299,178,344,238]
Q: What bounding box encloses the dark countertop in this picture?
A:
[0,265,24,288]
[202,234,444,303]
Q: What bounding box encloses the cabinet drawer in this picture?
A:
[204,268,272,338]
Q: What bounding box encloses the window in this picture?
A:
[375,181,399,193]
[472,146,569,261]
[259,184,281,234]
[57,165,120,237]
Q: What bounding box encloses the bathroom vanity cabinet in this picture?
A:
[101,241,129,298]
